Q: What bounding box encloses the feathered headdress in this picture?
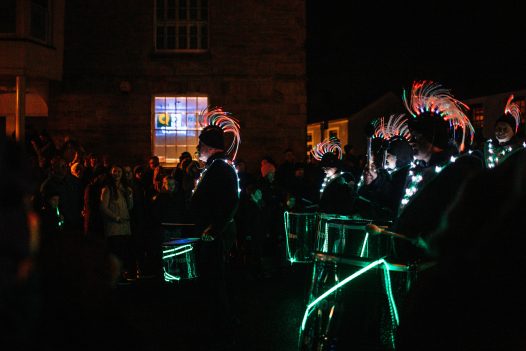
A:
[402,80,475,152]
[198,106,241,160]
[310,137,343,161]
[372,114,411,141]
[503,94,521,134]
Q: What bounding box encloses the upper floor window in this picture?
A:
[155,0,208,52]
[470,103,484,129]
[30,0,51,43]
[152,95,208,165]
[0,0,16,34]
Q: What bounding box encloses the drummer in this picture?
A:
[311,137,356,216]
[188,107,240,350]
[393,80,483,258]
[353,114,413,221]
[484,94,525,168]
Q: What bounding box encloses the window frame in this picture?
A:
[470,103,485,129]
[154,0,209,53]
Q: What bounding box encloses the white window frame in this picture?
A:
[154,0,209,53]
[152,95,208,166]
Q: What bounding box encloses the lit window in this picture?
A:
[470,104,484,129]
[153,96,208,165]
[155,0,208,52]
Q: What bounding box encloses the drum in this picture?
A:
[162,237,200,282]
[283,211,318,263]
[161,222,196,242]
[299,254,430,351]
[315,214,393,260]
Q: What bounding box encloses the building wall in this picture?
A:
[48,0,307,172]
[463,89,526,143]
[307,118,348,157]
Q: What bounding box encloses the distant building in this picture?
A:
[308,89,526,159]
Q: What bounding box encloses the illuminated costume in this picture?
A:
[187,107,240,348]
[484,94,525,168]
[356,114,413,220]
[311,137,356,215]
[393,81,483,258]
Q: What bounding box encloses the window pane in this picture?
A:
[156,0,164,20]
[189,0,198,20]
[30,0,49,42]
[153,96,208,165]
[155,0,207,52]
[201,24,208,49]
[156,27,165,49]
[201,0,208,20]
[197,97,208,112]
[166,26,176,49]
[167,0,176,19]
[0,0,16,33]
[178,0,187,20]
[189,25,197,49]
[177,25,187,49]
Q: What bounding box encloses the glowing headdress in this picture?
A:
[198,106,241,160]
[402,80,475,152]
[372,114,411,141]
[502,94,521,134]
[310,137,343,161]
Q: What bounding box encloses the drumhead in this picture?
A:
[163,237,200,246]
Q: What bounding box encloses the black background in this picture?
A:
[307,1,526,122]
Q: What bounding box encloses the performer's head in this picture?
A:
[371,114,412,170]
[197,125,225,162]
[319,152,340,177]
[311,137,343,177]
[402,80,474,162]
[407,112,450,162]
[197,107,240,162]
[495,95,521,144]
[385,137,414,170]
[495,118,516,144]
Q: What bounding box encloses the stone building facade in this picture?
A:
[46,0,307,172]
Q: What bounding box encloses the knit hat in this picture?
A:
[261,159,276,178]
[199,125,225,150]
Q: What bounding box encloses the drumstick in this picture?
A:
[365,223,429,251]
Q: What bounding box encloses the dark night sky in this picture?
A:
[306,1,526,123]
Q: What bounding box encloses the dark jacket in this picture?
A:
[356,168,394,221]
[393,153,484,262]
[188,153,239,251]
[318,171,356,216]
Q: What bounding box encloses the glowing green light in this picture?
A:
[300,259,383,331]
[299,258,400,338]
[162,244,193,259]
[359,233,369,257]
